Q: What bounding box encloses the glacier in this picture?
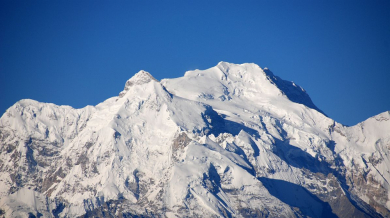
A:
[0,62,389,217]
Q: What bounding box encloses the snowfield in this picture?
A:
[0,62,389,217]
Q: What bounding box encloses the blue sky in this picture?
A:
[1,1,389,126]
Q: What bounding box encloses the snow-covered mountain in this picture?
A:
[0,62,389,218]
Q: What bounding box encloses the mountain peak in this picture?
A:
[119,70,158,97]
[128,70,157,85]
[165,62,324,115]
[1,62,389,218]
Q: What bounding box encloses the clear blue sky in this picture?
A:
[1,1,389,126]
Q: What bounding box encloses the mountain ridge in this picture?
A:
[0,62,389,217]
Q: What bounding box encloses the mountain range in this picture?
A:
[0,62,389,217]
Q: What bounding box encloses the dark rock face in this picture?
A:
[172,132,191,162]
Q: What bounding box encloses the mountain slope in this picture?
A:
[0,62,389,217]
